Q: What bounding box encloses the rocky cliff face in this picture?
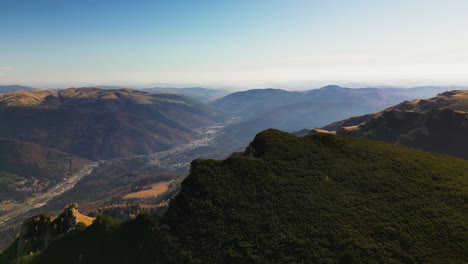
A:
[44,203,82,248]
[3,204,94,259]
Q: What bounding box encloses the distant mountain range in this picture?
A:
[140,87,230,103]
[3,129,467,263]
[0,87,224,160]
[95,86,230,103]
[2,84,230,103]
[0,85,36,93]
[2,84,468,262]
[211,85,455,120]
[323,90,468,159]
[209,85,456,145]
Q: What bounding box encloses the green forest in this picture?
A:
[2,130,468,264]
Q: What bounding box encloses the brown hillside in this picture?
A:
[0,139,90,201]
[0,88,224,160]
[324,90,468,159]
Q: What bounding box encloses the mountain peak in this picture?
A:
[0,87,223,160]
[319,85,344,90]
[4,203,94,259]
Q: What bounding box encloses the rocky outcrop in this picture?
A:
[44,203,82,248]
[4,204,94,260]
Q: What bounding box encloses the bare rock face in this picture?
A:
[12,204,90,258]
[44,203,81,248]
[51,204,80,232]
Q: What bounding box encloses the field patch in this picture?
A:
[77,213,95,226]
[123,180,172,199]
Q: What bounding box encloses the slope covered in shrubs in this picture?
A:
[3,130,468,263]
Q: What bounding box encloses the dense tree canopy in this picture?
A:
[3,130,468,263]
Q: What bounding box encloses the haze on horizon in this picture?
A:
[1,0,468,89]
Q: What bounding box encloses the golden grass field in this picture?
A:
[77,213,95,226]
[123,180,173,200]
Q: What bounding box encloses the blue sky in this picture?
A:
[1,0,468,88]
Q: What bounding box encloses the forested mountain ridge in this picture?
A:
[3,129,467,263]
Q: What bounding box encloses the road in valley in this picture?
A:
[102,120,242,171]
[0,120,242,227]
[0,163,98,226]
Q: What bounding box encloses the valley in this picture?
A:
[0,119,242,251]
[0,163,98,225]
[3,2,468,262]
[4,129,467,263]
[1,87,466,236]
[1,86,468,261]
[107,121,239,170]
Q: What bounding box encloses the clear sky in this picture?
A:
[1,0,468,88]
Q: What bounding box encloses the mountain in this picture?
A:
[3,129,468,263]
[211,85,453,121]
[95,86,230,102]
[0,204,94,262]
[210,85,446,145]
[0,139,90,250]
[141,87,229,103]
[324,90,468,159]
[210,88,302,118]
[95,85,127,90]
[0,85,36,94]
[0,88,224,160]
[0,88,231,252]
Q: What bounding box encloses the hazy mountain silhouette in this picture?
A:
[0,85,36,94]
[210,86,452,145]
